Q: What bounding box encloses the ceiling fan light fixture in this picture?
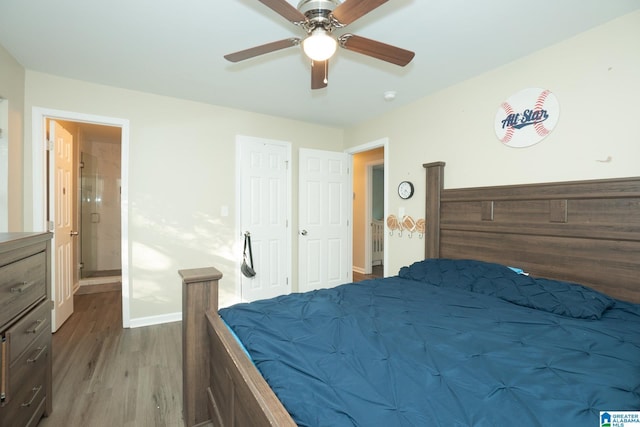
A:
[302,29,337,61]
[224,0,415,89]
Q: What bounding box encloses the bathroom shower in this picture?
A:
[79,131,122,284]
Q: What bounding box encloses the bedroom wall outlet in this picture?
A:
[221,205,229,217]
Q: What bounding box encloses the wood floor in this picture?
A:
[39,269,384,427]
[39,290,185,427]
[352,264,384,282]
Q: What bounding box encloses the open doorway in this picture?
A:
[370,163,384,273]
[348,139,388,281]
[72,122,122,288]
[46,118,123,328]
[32,107,131,328]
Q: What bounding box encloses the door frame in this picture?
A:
[364,159,384,274]
[346,138,389,277]
[0,98,7,232]
[31,107,131,328]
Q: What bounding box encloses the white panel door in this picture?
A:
[298,148,351,292]
[238,136,291,301]
[50,120,74,331]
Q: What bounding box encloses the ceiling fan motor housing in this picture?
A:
[298,0,340,27]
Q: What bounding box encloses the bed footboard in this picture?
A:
[180,267,296,427]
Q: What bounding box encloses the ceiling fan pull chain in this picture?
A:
[324,60,328,84]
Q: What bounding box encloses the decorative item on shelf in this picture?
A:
[402,215,416,238]
[416,218,426,239]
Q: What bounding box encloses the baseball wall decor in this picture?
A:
[495,88,559,148]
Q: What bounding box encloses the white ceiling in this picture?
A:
[1,0,639,128]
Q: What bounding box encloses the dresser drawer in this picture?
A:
[0,252,47,328]
[0,331,48,427]
[0,397,46,427]
[4,302,50,365]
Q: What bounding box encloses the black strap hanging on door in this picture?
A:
[241,231,256,278]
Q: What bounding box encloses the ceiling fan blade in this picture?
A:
[339,34,415,66]
[331,0,388,25]
[311,60,328,89]
[224,38,301,62]
[258,0,307,23]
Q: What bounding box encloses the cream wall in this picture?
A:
[344,11,640,276]
[0,43,25,231]
[23,72,344,322]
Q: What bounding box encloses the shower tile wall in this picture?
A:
[82,139,121,274]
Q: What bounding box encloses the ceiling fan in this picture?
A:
[224,0,415,89]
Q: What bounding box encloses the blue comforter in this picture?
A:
[219,259,640,427]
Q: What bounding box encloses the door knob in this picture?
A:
[70,231,79,236]
[300,229,308,236]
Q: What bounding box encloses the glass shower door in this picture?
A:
[80,152,98,278]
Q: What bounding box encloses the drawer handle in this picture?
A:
[21,385,42,407]
[27,345,48,364]
[26,319,46,335]
[10,280,36,293]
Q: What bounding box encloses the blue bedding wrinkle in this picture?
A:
[399,259,615,319]
[220,261,640,427]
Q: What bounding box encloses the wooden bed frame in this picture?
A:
[180,162,640,427]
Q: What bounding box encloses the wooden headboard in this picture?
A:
[423,162,640,303]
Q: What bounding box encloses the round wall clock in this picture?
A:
[398,181,414,199]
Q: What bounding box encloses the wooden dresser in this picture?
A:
[0,233,53,427]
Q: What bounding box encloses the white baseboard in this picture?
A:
[129,312,182,328]
[353,266,366,274]
[79,276,121,286]
[76,281,121,295]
